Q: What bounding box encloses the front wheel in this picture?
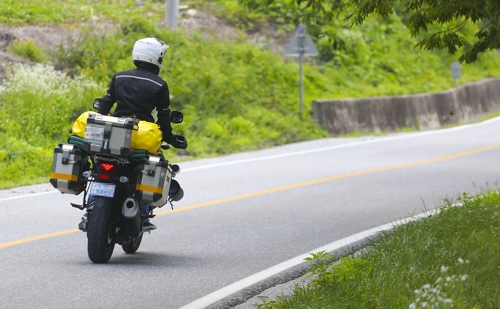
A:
[87,197,115,263]
[122,232,143,254]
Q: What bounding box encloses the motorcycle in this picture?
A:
[50,98,187,263]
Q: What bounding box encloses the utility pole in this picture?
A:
[165,0,179,29]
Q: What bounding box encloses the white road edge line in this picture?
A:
[0,190,57,202]
[179,210,438,309]
[2,116,500,203]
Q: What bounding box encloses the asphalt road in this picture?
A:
[1,118,500,309]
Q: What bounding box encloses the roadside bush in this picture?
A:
[0,133,52,188]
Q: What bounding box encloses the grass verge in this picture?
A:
[256,190,500,309]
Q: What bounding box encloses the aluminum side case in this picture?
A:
[50,144,88,195]
[135,155,172,207]
[84,113,138,155]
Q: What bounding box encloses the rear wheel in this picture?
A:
[122,232,143,253]
[87,197,115,263]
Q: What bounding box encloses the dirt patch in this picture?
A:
[0,12,292,82]
[1,26,69,50]
[178,10,240,41]
[0,26,71,82]
[0,31,15,51]
[178,10,291,54]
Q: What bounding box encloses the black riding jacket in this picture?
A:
[98,66,173,141]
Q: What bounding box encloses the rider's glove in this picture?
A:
[163,134,177,145]
[164,134,187,149]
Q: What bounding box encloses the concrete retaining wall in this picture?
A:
[312,78,500,135]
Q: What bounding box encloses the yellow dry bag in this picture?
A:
[131,121,162,154]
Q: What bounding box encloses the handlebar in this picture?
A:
[171,135,188,149]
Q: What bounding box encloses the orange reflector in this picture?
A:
[50,173,78,182]
[135,184,163,194]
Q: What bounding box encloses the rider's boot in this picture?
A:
[78,213,89,232]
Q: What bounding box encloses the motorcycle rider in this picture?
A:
[88,37,177,232]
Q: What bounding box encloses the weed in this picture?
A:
[6,38,45,63]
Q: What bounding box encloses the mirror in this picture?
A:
[93,98,103,110]
[170,111,183,124]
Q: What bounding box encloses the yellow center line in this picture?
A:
[0,229,80,249]
[2,143,500,250]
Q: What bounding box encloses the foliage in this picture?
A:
[1,2,500,188]
[0,63,101,141]
[6,38,45,63]
[238,0,500,64]
[256,190,500,308]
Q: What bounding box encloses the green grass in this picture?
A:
[256,190,500,309]
[0,0,166,25]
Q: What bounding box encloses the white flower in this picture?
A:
[458,258,464,264]
[440,266,449,273]
[461,274,468,281]
[409,303,417,309]
[0,63,98,97]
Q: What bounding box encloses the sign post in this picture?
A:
[284,24,318,118]
[451,62,461,87]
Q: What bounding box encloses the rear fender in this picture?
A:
[94,196,113,210]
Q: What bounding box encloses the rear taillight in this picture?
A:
[100,163,116,172]
[98,163,116,180]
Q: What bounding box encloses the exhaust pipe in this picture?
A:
[169,179,184,202]
[122,198,141,237]
[122,198,139,218]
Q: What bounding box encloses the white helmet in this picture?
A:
[132,38,170,71]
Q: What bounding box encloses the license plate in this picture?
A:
[89,183,116,198]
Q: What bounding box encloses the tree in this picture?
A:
[239,0,500,63]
